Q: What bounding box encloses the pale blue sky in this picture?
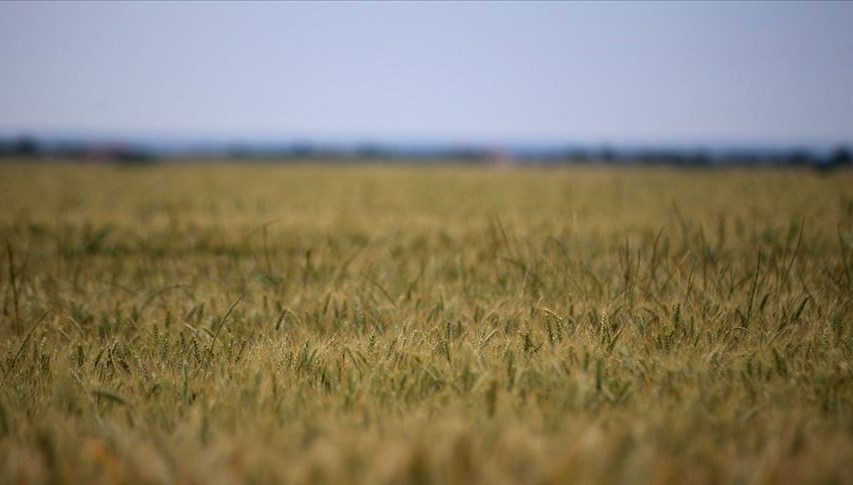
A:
[1,1,851,147]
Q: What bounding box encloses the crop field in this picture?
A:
[1,162,852,484]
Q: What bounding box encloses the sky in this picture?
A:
[0,1,851,148]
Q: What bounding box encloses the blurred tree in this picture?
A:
[828,146,851,168]
[12,136,40,157]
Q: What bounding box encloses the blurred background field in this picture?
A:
[1,163,852,483]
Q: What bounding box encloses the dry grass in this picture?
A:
[1,162,852,484]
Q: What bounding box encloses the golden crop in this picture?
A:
[1,163,852,483]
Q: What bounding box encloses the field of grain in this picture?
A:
[1,163,852,484]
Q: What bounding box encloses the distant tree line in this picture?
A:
[523,146,852,170]
[0,136,41,157]
[0,135,155,164]
[1,135,850,170]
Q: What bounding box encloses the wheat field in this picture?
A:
[1,163,852,484]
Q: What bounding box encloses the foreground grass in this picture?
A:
[1,163,852,484]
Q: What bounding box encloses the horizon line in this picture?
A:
[1,128,851,153]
